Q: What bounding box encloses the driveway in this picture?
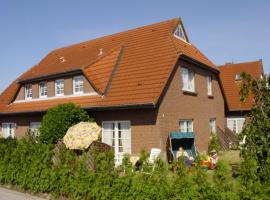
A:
[0,187,46,200]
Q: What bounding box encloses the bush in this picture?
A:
[208,133,220,153]
[0,137,269,199]
[39,103,92,144]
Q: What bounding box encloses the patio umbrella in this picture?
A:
[63,122,101,150]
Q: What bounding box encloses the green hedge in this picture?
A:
[0,138,268,200]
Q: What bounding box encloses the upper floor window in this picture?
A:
[55,79,64,96]
[179,120,193,132]
[235,73,242,81]
[174,24,187,41]
[39,82,47,98]
[73,76,84,95]
[182,68,195,92]
[207,76,213,96]
[25,84,32,100]
[209,118,216,134]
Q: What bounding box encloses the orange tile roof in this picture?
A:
[219,60,264,111]
[0,18,217,114]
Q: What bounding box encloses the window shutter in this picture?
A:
[182,68,188,90]
[102,122,114,146]
[120,122,131,154]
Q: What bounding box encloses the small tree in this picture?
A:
[39,103,92,144]
[239,73,270,183]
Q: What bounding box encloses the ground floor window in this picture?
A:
[102,121,131,165]
[30,122,41,138]
[227,117,245,134]
[1,123,16,138]
[209,118,216,134]
[179,120,193,132]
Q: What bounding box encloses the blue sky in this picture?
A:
[0,0,269,93]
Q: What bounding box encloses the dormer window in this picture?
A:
[174,24,187,41]
[39,82,47,98]
[25,84,32,100]
[73,76,84,95]
[235,73,242,81]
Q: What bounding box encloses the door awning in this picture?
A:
[169,132,194,139]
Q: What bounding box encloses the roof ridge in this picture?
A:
[219,60,262,67]
[52,18,180,52]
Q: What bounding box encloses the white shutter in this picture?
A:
[102,122,114,146]
[120,122,131,154]
[10,123,15,138]
[182,68,188,90]
[227,119,234,132]
[236,119,245,133]
[207,76,212,95]
[188,71,194,91]
[2,123,8,138]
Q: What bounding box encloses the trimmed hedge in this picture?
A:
[0,138,269,200]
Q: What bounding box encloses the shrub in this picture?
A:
[239,73,270,183]
[39,103,92,144]
[208,133,220,153]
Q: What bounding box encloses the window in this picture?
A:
[39,82,47,98]
[209,118,216,134]
[30,122,41,138]
[227,118,245,134]
[102,121,131,165]
[174,24,187,41]
[235,73,242,81]
[55,79,64,96]
[2,123,16,138]
[182,68,195,92]
[207,76,213,96]
[25,84,32,100]
[73,76,84,95]
[179,120,193,132]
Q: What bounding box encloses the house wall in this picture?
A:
[14,75,95,101]
[90,109,159,155]
[1,60,225,160]
[0,113,43,138]
[157,60,225,157]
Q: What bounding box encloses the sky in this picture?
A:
[0,0,269,93]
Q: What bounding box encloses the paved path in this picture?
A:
[0,187,46,200]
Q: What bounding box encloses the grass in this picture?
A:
[219,150,241,165]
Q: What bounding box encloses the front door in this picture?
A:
[102,121,131,166]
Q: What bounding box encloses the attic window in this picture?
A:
[174,24,187,41]
[59,56,66,63]
[235,73,242,81]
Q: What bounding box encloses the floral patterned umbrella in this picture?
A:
[63,122,101,150]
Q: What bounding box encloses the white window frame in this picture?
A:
[102,121,131,166]
[209,118,216,134]
[235,73,242,81]
[182,68,195,92]
[227,117,245,134]
[25,84,32,100]
[39,82,47,98]
[174,24,187,42]
[207,76,213,96]
[29,122,41,138]
[1,122,16,138]
[179,120,193,132]
[55,79,64,96]
[73,76,84,95]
